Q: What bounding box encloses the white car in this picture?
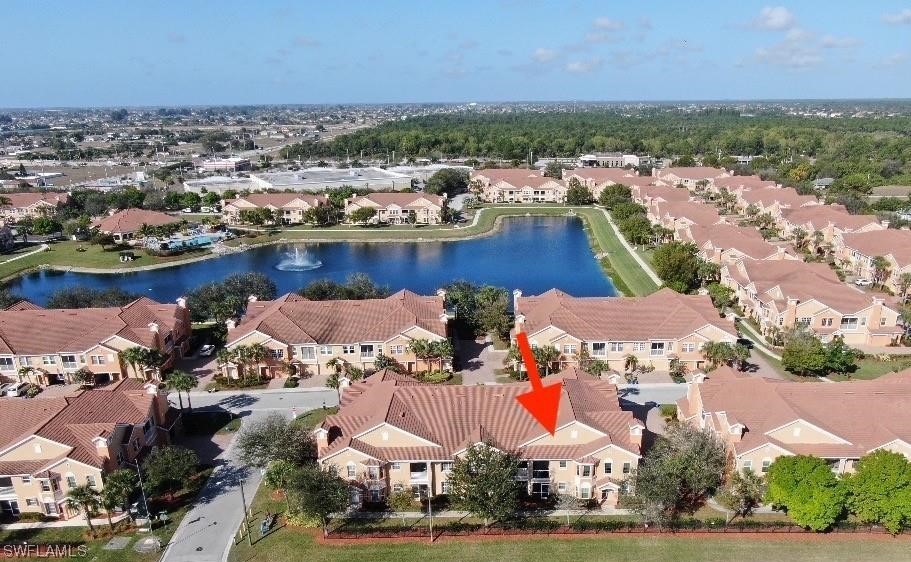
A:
[854,278,873,287]
[6,382,29,397]
[199,344,215,357]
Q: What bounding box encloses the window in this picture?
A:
[269,349,284,359]
[66,475,77,488]
[391,463,401,470]
[33,444,42,454]
[681,343,696,353]
[578,465,592,477]
[881,317,888,326]
[632,342,646,352]
[342,345,355,355]
[441,481,450,494]
[604,462,612,475]
[557,482,567,492]
[761,459,771,473]
[563,344,576,355]
[40,480,51,493]
[622,462,631,475]
[390,345,404,355]
[840,317,858,331]
[797,317,811,326]
[86,475,96,487]
[367,467,380,480]
[360,345,375,358]
[116,451,124,465]
[346,464,356,478]
[650,342,665,356]
[821,318,833,327]
[591,342,606,356]
[0,357,13,370]
[42,356,56,365]
[319,346,332,356]
[742,459,753,472]
[579,484,591,500]
[609,342,623,352]
[441,462,453,472]
[558,460,567,469]
[21,476,30,485]
[25,498,38,507]
[393,483,403,492]
[298,347,314,360]
[61,355,77,367]
[90,355,106,365]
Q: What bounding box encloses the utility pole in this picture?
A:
[427,490,434,544]
[238,478,252,546]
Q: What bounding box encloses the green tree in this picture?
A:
[715,469,766,523]
[448,443,520,526]
[618,215,654,246]
[142,446,199,499]
[765,455,846,531]
[474,285,512,338]
[627,423,726,525]
[653,241,701,293]
[387,490,416,525]
[90,231,116,250]
[598,183,631,209]
[118,347,146,379]
[899,272,911,302]
[237,412,315,468]
[871,256,892,290]
[47,286,140,309]
[100,469,138,530]
[544,161,566,178]
[165,370,198,411]
[781,330,828,376]
[824,336,857,376]
[287,464,350,536]
[564,178,593,205]
[348,206,377,225]
[706,283,734,311]
[424,168,469,195]
[65,484,101,533]
[846,450,911,534]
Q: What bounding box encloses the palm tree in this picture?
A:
[65,484,101,533]
[407,339,433,371]
[326,371,342,400]
[166,370,198,411]
[119,347,145,379]
[624,354,638,373]
[99,469,136,531]
[138,349,166,381]
[325,357,347,376]
[792,227,808,252]
[900,272,911,302]
[246,343,268,381]
[871,256,892,290]
[428,339,454,372]
[216,348,236,379]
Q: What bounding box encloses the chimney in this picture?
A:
[226,318,236,330]
[148,322,159,333]
[785,297,799,326]
[514,313,526,335]
[436,288,447,300]
[882,220,890,229]
[314,428,329,456]
[176,296,187,309]
[869,296,885,331]
[92,437,111,466]
[628,423,644,447]
[512,289,523,311]
[247,295,258,303]
[438,313,449,324]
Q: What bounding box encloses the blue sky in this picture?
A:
[4,0,911,107]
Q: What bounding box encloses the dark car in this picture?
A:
[736,338,754,349]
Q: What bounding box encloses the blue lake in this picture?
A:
[9,217,618,305]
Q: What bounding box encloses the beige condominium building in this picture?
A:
[91,208,181,242]
[676,223,796,265]
[222,290,450,379]
[344,192,447,225]
[315,367,643,507]
[652,166,729,189]
[0,298,191,386]
[678,366,911,475]
[721,258,903,346]
[0,193,69,225]
[776,205,883,246]
[512,288,738,372]
[223,193,329,225]
[561,168,644,199]
[0,379,177,520]
[470,169,567,203]
[835,229,911,295]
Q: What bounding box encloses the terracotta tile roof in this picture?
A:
[516,288,736,342]
[0,398,69,452]
[679,224,782,260]
[726,259,888,315]
[92,208,179,234]
[471,169,563,189]
[655,167,727,181]
[781,206,881,232]
[0,192,69,209]
[651,201,723,225]
[712,175,778,190]
[227,193,328,209]
[0,297,183,354]
[688,367,911,458]
[840,229,911,267]
[348,192,445,208]
[633,185,692,203]
[229,290,447,345]
[563,168,643,185]
[320,367,640,461]
[739,187,819,209]
[4,300,42,311]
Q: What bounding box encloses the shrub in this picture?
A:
[283,377,299,388]
[659,404,677,420]
[284,511,322,528]
[419,370,452,384]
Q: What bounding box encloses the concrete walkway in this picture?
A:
[459,339,507,385]
[596,207,662,286]
[0,243,48,265]
[735,317,782,361]
[348,507,633,519]
[1,512,130,530]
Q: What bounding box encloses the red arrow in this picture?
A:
[514,332,562,435]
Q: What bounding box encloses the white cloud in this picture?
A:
[784,27,813,41]
[755,40,822,68]
[565,58,603,73]
[592,17,623,31]
[753,6,796,30]
[533,48,557,63]
[878,52,909,67]
[883,9,911,24]
[820,35,861,49]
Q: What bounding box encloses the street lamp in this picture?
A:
[122,460,155,539]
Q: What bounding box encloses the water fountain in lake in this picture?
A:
[274,246,323,271]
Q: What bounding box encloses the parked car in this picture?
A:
[6,382,29,397]
[199,344,215,357]
[736,338,754,349]
[0,383,12,396]
[854,278,873,287]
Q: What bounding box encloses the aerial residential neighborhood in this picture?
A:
[2,2,911,562]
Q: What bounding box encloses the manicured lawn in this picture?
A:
[828,356,911,381]
[0,240,210,281]
[291,406,339,430]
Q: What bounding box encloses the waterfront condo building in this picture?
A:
[0,193,69,225]
[91,208,181,242]
[470,169,567,203]
[678,366,911,475]
[512,288,738,372]
[720,258,903,346]
[316,367,643,507]
[652,167,729,190]
[0,298,191,386]
[343,193,447,225]
[222,290,450,379]
[561,168,644,199]
[675,223,797,265]
[222,193,329,225]
[0,379,177,519]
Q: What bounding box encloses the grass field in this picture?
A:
[828,356,911,381]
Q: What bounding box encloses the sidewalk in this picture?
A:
[735,317,782,361]
[1,512,130,530]
[347,508,633,519]
[596,207,662,286]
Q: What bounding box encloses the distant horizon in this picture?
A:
[4,1,911,108]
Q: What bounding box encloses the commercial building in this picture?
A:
[250,167,412,192]
[201,157,251,172]
[316,366,642,506]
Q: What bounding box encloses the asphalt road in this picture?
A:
[160,389,337,562]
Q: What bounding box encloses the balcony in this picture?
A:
[516,467,529,480]
[408,463,428,482]
[0,485,14,497]
[531,469,550,480]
